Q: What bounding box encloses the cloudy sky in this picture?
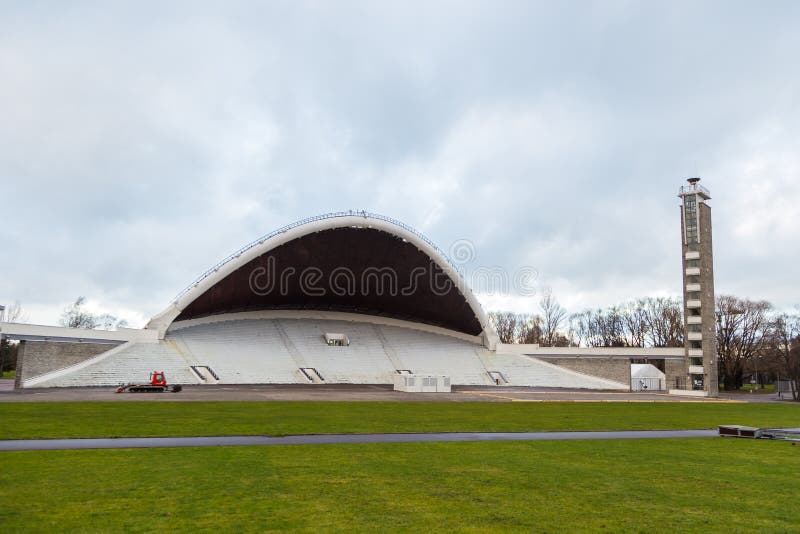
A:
[1,1,798,327]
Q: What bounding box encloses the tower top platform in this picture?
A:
[678,177,711,200]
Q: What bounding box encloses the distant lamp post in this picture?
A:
[754,354,762,392]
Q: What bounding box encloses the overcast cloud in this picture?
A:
[1,1,798,327]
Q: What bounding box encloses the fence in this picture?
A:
[631,377,665,392]
[776,379,797,399]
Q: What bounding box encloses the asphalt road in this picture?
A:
[0,429,719,451]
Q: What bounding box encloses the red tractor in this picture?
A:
[115,371,183,393]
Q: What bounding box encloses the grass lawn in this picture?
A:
[731,384,776,395]
[1,401,798,439]
[0,370,14,379]
[1,438,798,532]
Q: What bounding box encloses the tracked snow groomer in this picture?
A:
[115,371,182,393]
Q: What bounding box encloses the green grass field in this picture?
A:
[1,401,798,440]
[1,438,798,532]
[2,402,798,531]
[733,384,776,394]
[0,370,14,379]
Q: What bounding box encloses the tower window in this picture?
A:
[685,224,698,243]
[684,195,699,244]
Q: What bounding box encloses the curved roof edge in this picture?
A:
[146,211,499,349]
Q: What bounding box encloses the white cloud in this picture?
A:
[1,1,799,325]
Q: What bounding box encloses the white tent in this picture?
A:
[631,364,665,391]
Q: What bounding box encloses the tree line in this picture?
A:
[0,298,127,376]
[489,293,800,399]
[488,295,684,348]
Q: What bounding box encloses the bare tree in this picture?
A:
[578,306,626,347]
[770,313,800,400]
[488,312,543,344]
[641,297,684,348]
[570,308,626,347]
[715,295,772,391]
[59,297,128,331]
[517,313,542,344]
[565,315,581,347]
[96,313,128,330]
[569,310,591,347]
[60,297,97,329]
[0,301,26,375]
[600,306,627,347]
[4,301,28,323]
[569,297,683,348]
[620,300,647,348]
[489,312,518,344]
[539,289,566,347]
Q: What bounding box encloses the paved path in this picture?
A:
[0,383,753,403]
[0,430,718,451]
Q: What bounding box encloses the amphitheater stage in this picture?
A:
[0,383,741,403]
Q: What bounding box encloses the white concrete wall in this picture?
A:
[27,341,196,387]
[0,322,159,343]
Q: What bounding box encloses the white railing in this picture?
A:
[679,183,711,197]
[172,211,458,303]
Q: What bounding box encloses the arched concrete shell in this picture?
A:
[147,213,498,348]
